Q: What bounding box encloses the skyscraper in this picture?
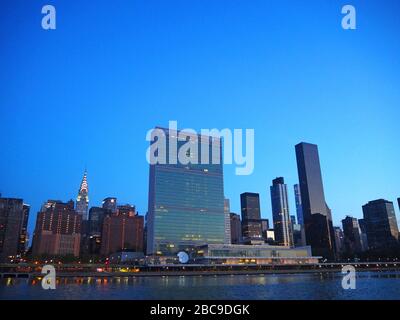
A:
[146,127,225,255]
[294,184,304,225]
[295,142,335,259]
[341,216,363,255]
[0,197,30,262]
[362,199,399,250]
[270,177,294,247]
[240,192,263,243]
[358,218,368,252]
[32,200,82,257]
[230,213,242,244]
[333,226,345,257]
[261,218,269,234]
[224,198,232,244]
[76,171,89,220]
[81,206,110,255]
[18,204,30,256]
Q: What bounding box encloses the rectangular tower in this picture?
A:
[362,199,399,250]
[0,197,29,262]
[295,142,335,259]
[240,192,263,242]
[147,127,225,255]
[270,177,294,247]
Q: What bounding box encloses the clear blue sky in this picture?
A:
[1,0,399,238]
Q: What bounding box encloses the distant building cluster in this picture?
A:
[0,127,399,264]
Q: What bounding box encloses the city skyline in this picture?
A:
[1,0,400,239]
[1,137,399,242]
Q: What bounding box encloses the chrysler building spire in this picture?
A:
[76,170,89,220]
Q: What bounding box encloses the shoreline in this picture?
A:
[2,266,400,279]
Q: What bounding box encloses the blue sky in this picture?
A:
[1,0,399,237]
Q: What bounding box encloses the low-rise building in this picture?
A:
[192,244,320,265]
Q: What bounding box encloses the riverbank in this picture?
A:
[1,262,400,279]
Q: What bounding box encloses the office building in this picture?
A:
[358,219,368,252]
[224,198,232,244]
[292,223,304,247]
[362,199,399,250]
[101,205,144,255]
[294,184,304,225]
[333,226,345,257]
[146,127,225,255]
[230,213,242,244]
[0,197,30,262]
[81,206,110,255]
[240,192,263,243]
[261,218,269,241]
[295,142,335,259]
[32,200,82,257]
[341,216,363,255]
[270,177,294,247]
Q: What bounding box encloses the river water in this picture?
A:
[1,271,400,300]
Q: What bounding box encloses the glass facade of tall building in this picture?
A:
[240,192,263,242]
[294,184,304,225]
[362,199,399,250]
[295,142,335,260]
[224,198,232,244]
[147,127,225,255]
[270,177,293,247]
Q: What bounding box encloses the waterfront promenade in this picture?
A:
[1,262,400,279]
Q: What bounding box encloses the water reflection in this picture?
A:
[1,271,400,300]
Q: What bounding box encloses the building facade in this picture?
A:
[362,199,399,250]
[81,206,110,255]
[270,177,294,247]
[32,200,82,257]
[146,127,225,255]
[193,244,320,265]
[0,197,30,261]
[101,205,144,255]
[333,226,345,257]
[76,171,89,220]
[224,198,232,244]
[230,213,242,244]
[341,216,363,255]
[240,192,263,243]
[358,218,369,252]
[294,184,304,225]
[102,197,117,213]
[295,142,335,260]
